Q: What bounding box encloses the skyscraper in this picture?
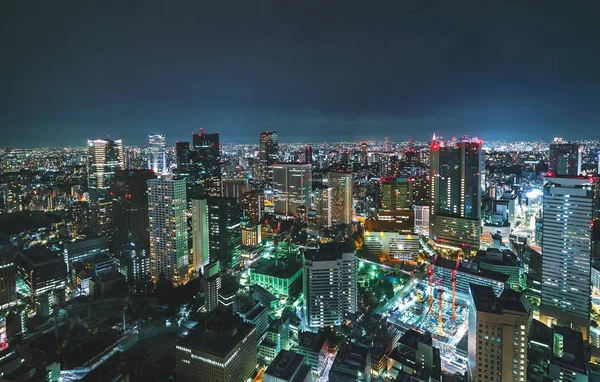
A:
[429,138,482,251]
[548,141,581,176]
[303,242,357,328]
[148,177,188,284]
[313,183,332,227]
[111,169,155,253]
[191,129,221,198]
[221,178,248,201]
[540,176,595,339]
[259,131,279,184]
[304,146,313,164]
[207,197,241,270]
[380,177,413,212]
[86,138,124,235]
[241,190,264,224]
[273,163,312,216]
[148,133,167,173]
[175,141,191,176]
[0,237,17,310]
[191,198,209,273]
[328,172,353,225]
[201,260,221,313]
[468,285,530,382]
[360,141,368,166]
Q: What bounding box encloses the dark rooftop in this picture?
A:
[20,245,63,266]
[298,331,326,353]
[250,257,301,279]
[304,241,355,262]
[436,256,510,283]
[177,309,255,359]
[265,350,311,380]
[469,284,528,314]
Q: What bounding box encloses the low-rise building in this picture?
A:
[264,350,311,382]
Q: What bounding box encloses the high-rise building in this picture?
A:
[259,131,279,184]
[380,177,413,212]
[360,142,368,166]
[0,238,17,309]
[221,178,248,201]
[327,172,353,225]
[191,198,209,274]
[175,141,191,176]
[468,285,530,382]
[312,183,332,227]
[201,261,221,313]
[303,242,357,328]
[241,223,262,246]
[429,138,482,251]
[175,309,257,382]
[304,146,313,164]
[241,190,264,225]
[17,246,66,306]
[548,141,581,176]
[148,133,167,173]
[540,176,595,339]
[191,129,221,198]
[273,163,312,216]
[120,243,150,283]
[148,177,188,284]
[86,138,124,235]
[207,197,241,270]
[111,169,155,253]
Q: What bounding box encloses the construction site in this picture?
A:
[386,254,470,374]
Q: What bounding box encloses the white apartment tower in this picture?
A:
[191,198,209,274]
[148,177,188,284]
[540,176,595,340]
[303,242,357,328]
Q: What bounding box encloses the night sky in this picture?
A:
[2,1,600,147]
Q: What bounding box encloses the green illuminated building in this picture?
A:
[249,258,302,296]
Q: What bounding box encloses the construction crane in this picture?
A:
[428,254,438,312]
[437,279,444,336]
[451,258,460,321]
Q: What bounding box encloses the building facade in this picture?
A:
[273,164,312,216]
[327,172,353,225]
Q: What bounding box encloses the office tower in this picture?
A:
[380,177,413,212]
[221,178,248,201]
[259,131,279,184]
[304,146,313,164]
[148,177,188,284]
[17,246,67,306]
[191,198,209,273]
[0,238,17,309]
[86,138,124,235]
[191,129,221,197]
[241,224,262,246]
[175,309,257,382]
[360,142,368,166]
[468,285,530,382]
[148,133,167,173]
[429,138,482,251]
[242,190,264,224]
[313,183,332,227]
[63,236,110,276]
[540,176,595,339]
[548,141,581,176]
[120,243,150,283]
[303,242,357,328]
[207,197,241,270]
[273,163,312,216]
[328,172,353,225]
[110,169,155,253]
[175,141,191,176]
[264,350,312,382]
[201,261,221,312]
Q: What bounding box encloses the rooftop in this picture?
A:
[265,350,311,380]
[469,284,528,314]
[250,257,301,279]
[435,257,510,283]
[298,331,326,353]
[177,309,255,359]
[304,241,355,262]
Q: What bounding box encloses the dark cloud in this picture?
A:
[2,1,600,147]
